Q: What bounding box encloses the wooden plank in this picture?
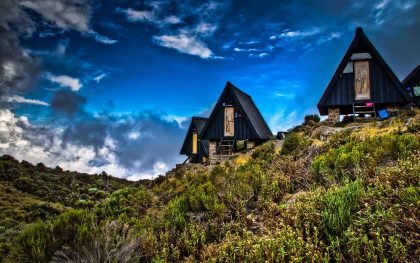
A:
[224,107,234,137]
[355,61,371,100]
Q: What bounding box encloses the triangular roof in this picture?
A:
[201,82,272,140]
[317,27,410,113]
[180,117,208,155]
[402,64,420,87]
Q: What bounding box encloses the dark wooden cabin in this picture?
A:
[402,65,420,107]
[180,117,209,163]
[317,27,411,122]
[200,81,272,160]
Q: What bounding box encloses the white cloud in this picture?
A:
[233,47,261,52]
[46,73,82,91]
[0,110,177,180]
[94,73,107,83]
[90,32,118,45]
[1,95,49,106]
[2,61,17,81]
[162,115,188,128]
[153,34,213,59]
[164,15,182,24]
[21,0,91,32]
[117,2,224,59]
[121,8,155,22]
[269,110,300,132]
[127,131,141,140]
[316,32,342,45]
[127,161,168,180]
[270,27,322,40]
[249,52,269,58]
[194,22,217,35]
[0,110,188,180]
[21,0,116,45]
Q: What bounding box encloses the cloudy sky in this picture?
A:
[0,0,419,180]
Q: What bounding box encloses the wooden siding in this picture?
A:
[180,118,208,162]
[318,28,411,115]
[324,59,405,106]
[202,88,259,140]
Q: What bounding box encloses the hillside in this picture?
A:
[1,110,419,262]
[0,157,135,239]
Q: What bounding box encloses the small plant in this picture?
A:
[321,179,364,234]
[281,132,308,155]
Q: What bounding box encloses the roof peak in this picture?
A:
[225,81,251,97]
[356,26,364,35]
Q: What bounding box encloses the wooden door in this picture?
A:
[354,61,370,100]
[192,132,198,154]
[224,107,234,137]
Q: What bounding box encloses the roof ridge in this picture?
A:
[402,64,420,85]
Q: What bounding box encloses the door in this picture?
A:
[192,132,198,154]
[224,107,234,137]
[354,61,370,100]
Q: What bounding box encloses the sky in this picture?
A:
[0,0,419,180]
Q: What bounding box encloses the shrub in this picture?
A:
[103,186,152,218]
[187,181,226,215]
[304,114,321,124]
[11,222,52,263]
[166,195,189,230]
[14,177,37,192]
[312,133,420,183]
[321,179,364,234]
[8,209,97,262]
[281,132,307,155]
[51,221,141,263]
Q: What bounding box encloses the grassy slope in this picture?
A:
[0,181,68,226]
[1,110,419,262]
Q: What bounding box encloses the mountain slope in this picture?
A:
[1,110,419,262]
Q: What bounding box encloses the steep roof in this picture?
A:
[317,27,410,113]
[180,117,208,155]
[402,64,420,87]
[201,82,273,139]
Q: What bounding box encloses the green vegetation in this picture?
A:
[1,111,419,262]
[304,114,321,124]
[281,132,308,155]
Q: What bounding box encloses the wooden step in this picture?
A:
[354,111,375,114]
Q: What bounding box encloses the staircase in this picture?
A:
[353,102,376,121]
[217,139,235,156]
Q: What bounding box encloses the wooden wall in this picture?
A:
[202,89,258,140]
[324,59,406,107]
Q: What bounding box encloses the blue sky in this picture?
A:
[0,0,419,180]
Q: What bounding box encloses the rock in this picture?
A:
[310,126,343,141]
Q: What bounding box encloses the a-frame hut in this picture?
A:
[402,64,420,107]
[200,81,272,160]
[180,117,209,163]
[317,27,411,122]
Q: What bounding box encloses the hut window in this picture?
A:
[351,53,372,60]
[354,61,370,100]
[192,132,198,154]
[343,62,353,74]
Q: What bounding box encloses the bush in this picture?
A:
[51,221,141,263]
[166,195,189,230]
[12,222,52,263]
[8,210,97,262]
[321,179,364,234]
[312,133,420,183]
[281,132,307,155]
[304,114,321,124]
